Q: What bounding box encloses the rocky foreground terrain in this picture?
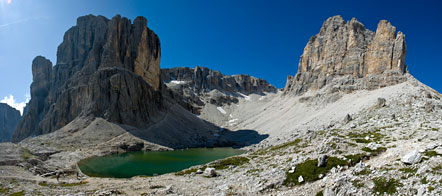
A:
[0,15,441,196]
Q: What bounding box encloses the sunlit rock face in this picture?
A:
[12,15,162,142]
[284,15,407,95]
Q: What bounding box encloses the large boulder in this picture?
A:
[401,150,422,165]
[203,167,217,177]
[318,155,328,167]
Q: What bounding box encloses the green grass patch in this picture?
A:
[21,147,36,160]
[352,179,364,188]
[0,187,9,194]
[246,168,263,174]
[428,186,435,192]
[149,185,165,189]
[347,142,358,147]
[354,138,371,143]
[348,129,384,143]
[344,153,369,165]
[269,138,303,151]
[210,156,249,170]
[372,177,402,195]
[9,191,25,196]
[398,167,417,174]
[175,166,206,176]
[431,128,439,131]
[424,150,441,157]
[355,168,371,176]
[284,157,349,186]
[361,147,387,155]
[315,190,324,196]
[421,177,428,184]
[38,182,49,186]
[59,181,88,187]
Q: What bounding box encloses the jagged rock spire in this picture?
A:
[284,15,407,95]
[12,15,162,142]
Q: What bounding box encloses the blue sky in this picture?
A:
[1,0,441,113]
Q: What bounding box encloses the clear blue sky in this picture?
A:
[1,0,441,112]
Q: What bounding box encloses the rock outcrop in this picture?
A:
[12,15,162,142]
[161,66,277,113]
[284,16,407,95]
[0,103,21,142]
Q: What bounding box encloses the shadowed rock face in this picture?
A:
[0,103,21,142]
[161,66,277,113]
[284,15,407,95]
[12,15,162,142]
[162,66,277,95]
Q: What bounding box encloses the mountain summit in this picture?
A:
[12,15,162,142]
[284,15,407,95]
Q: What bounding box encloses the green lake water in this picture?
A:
[78,148,245,178]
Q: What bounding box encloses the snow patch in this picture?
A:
[228,119,238,123]
[170,80,186,84]
[238,93,251,101]
[217,107,227,114]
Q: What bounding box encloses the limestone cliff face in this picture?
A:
[284,16,407,95]
[0,103,21,142]
[162,66,277,95]
[161,66,277,113]
[12,15,162,142]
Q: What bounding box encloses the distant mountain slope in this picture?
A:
[0,103,21,142]
[161,66,277,114]
[12,14,269,150]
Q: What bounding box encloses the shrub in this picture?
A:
[372,177,402,195]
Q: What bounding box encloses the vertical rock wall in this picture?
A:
[13,15,162,142]
[284,16,407,95]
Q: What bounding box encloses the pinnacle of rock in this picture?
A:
[284,15,407,95]
[12,14,162,142]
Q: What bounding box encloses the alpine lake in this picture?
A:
[78,148,245,178]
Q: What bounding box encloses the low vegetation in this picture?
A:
[398,167,417,174]
[175,167,205,176]
[0,186,9,194]
[424,150,441,157]
[284,157,349,186]
[21,147,36,160]
[372,177,402,195]
[210,156,250,170]
[269,138,303,151]
[355,168,371,176]
[348,129,385,144]
[315,190,324,196]
[38,181,88,187]
[149,185,165,189]
[9,191,25,196]
[361,147,387,155]
[344,153,369,164]
[352,179,364,188]
[175,156,249,176]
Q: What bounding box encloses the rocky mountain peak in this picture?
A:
[12,14,162,142]
[284,15,407,95]
[0,103,21,142]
